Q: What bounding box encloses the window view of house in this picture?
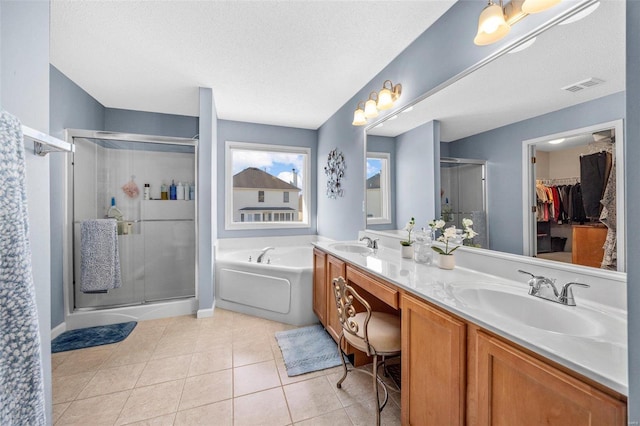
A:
[226,141,310,228]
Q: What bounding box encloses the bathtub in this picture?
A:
[215,237,320,326]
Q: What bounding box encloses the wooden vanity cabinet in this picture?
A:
[469,328,626,426]
[325,255,346,343]
[401,293,466,426]
[312,248,327,325]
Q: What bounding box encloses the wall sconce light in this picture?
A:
[474,0,561,46]
[377,80,402,110]
[352,101,367,126]
[351,80,402,126]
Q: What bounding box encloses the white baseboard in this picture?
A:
[51,322,67,340]
[196,300,216,318]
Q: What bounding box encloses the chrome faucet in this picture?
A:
[257,247,274,263]
[518,270,590,306]
[359,236,379,250]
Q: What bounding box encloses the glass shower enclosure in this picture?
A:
[440,157,488,248]
[69,130,197,310]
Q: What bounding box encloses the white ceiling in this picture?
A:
[50,0,456,130]
[369,0,625,141]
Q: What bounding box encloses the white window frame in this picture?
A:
[225,141,310,230]
[366,152,392,225]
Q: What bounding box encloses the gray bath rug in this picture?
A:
[275,324,343,376]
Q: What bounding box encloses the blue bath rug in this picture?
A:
[51,321,137,353]
[275,324,344,376]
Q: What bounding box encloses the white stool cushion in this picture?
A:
[344,311,401,355]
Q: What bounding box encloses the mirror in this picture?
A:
[365,0,625,272]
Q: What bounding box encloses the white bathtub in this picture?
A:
[215,237,320,326]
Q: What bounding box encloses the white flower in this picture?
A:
[462,218,473,228]
[464,228,478,239]
[443,226,457,240]
[405,221,415,232]
[435,220,445,229]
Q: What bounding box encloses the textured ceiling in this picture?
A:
[369,0,625,141]
[50,0,456,129]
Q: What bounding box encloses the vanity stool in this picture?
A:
[332,276,401,426]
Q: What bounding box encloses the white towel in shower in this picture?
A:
[0,110,46,425]
[80,219,122,293]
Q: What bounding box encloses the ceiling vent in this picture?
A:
[562,78,605,93]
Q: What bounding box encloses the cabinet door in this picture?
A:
[473,330,626,426]
[312,249,327,326]
[325,255,346,344]
[401,294,466,426]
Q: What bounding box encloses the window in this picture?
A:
[225,141,310,230]
[366,152,391,225]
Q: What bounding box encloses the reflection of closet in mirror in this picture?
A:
[439,158,488,248]
[533,127,617,269]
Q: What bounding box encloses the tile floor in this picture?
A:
[52,309,401,425]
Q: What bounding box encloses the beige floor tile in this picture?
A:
[234,360,281,397]
[77,362,146,399]
[124,413,176,426]
[137,354,192,387]
[175,400,233,426]
[52,402,70,424]
[52,371,95,404]
[325,369,376,408]
[136,317,174,330]
[232,340,274,367]
[151,335,197,360]
[116,379,184,425]
[53,347,114,377]
[234,387,291,426]
[284,376,343,423]
[51,352,69,370]
[194,333,232,353]
[103,346,155,368]
[188,347,232,376]
[56,390,130,425]
[179,369,233,410]
[344,399,401,426]
[294,408,354,426]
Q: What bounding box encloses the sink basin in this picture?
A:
[451,286,605,337]
[329,243,373,255]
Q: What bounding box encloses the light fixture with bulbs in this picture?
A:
[474,0,564,46]
[352,80,402,126]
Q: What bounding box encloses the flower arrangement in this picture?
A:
[429,218,478,255]
[401,217,416,246]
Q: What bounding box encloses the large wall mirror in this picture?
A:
[364,0,625,273]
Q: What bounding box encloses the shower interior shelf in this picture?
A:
[22,125,74,156]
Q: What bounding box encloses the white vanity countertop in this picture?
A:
[313,241,628,396]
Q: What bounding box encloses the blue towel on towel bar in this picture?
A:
[81,219,122,293]
[0,110,46,424]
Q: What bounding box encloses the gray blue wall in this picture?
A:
[1,0,53,419]
[50,65,106,329]
[626,0,639,420]
[447,91,625,254]
[315,0,582,240]
[217,119,318,238]
[105,107,197,138]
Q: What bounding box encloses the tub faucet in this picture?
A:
[518,270,589,306]
[257,247,275,263]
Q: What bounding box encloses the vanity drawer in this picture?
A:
[346,265,399,309]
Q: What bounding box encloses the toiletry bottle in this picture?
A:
[177,182,185,200]
[160,182,168,200]
[106,197,124,234]
[189,183,195,201]
[170,179,177,200]
[143,183,150,200]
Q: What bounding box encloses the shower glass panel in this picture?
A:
[72,136,196,309]
[440,158,488,248]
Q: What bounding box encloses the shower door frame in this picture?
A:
[62,129,199,315]
[439,157,489,248]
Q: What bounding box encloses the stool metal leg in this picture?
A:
[336,333,348,389]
